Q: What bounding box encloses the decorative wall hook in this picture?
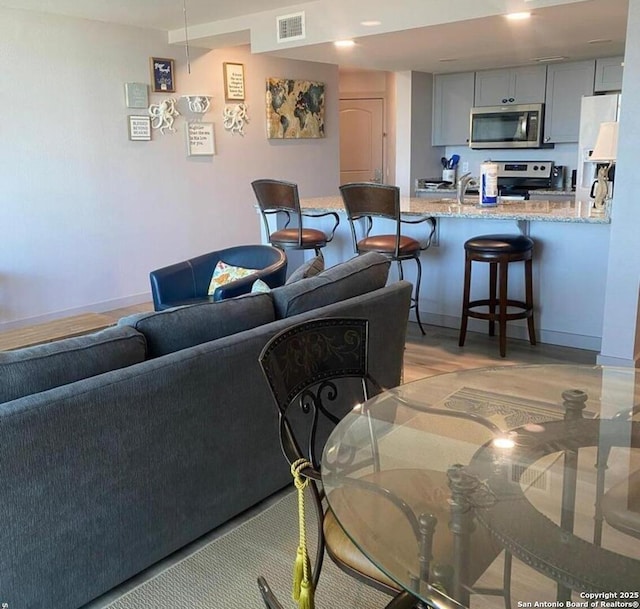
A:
[182,95,212,114]
[148,98,179,134]
[223,103,249,136]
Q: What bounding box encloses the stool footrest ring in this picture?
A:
[467,299,533,322]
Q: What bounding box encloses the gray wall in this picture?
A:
[0,7,339,329]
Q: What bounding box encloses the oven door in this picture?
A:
[470,104,543,149]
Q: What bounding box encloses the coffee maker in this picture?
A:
[551,165,566,190]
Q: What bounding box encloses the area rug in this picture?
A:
[105,490,389,609]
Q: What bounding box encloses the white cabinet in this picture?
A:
[544,60,596,144]
[594,56,624,92]
[474,66,547,106]
[432,72,475,146]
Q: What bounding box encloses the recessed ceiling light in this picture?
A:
[588,38,613,44]
[360,20,381,27]
[532,56,567,63]
[334,39,355,48]
[505,12,531,20]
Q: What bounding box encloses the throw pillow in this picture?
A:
[251,279,271,293]
[271,252,390,318]
[207,261,257,296]
[286,253,325,284]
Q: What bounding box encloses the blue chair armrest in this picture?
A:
[150,262,197,311]
[212,274,260,301]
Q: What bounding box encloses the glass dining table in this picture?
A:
[321,365,640,609]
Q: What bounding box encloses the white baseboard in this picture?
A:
[596,353,640,367]
[0,292,152,332]
[411,310,602,352]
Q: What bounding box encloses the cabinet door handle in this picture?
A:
[502,98,508,103]
[509,97,515,103]
[544,136,551,142]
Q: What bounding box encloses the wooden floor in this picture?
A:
[2,302,597,380]
[403,320,596,383]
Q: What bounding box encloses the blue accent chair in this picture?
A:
[149,245,287,311]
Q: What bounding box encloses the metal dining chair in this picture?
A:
[252,179,340,256]
[257,317,480,609]
[258,318,396,599]
[339,182,436,335]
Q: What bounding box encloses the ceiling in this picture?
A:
[280,1,628,73]
[0,0,628,74]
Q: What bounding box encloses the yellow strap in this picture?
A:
[291,458,314,609]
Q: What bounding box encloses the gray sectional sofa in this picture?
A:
[0,252,412,609]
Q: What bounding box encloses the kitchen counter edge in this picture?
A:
[299,196,610,224]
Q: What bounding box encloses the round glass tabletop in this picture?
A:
[321,365,640,608]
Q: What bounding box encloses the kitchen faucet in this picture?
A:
[456,172,475,205]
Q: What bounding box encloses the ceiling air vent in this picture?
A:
[277,11,305,43]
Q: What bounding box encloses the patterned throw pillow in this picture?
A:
[285,253,325,284]
[207,261,257,296]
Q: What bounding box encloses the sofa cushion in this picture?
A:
[118,292,275,358]
[286,253,325,284]
[271,252,390,319]
[0,326,146,404]
[207,261,257,296]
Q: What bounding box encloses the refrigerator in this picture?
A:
[575,94,621,202]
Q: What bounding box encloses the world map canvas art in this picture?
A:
[266,78,325,139]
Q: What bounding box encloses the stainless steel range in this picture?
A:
[496,160,554,198]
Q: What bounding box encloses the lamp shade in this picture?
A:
[590,121,619,162]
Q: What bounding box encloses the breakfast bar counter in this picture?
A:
[300,196,610,224]
[258,194,612,352]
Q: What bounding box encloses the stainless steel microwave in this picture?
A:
[469,103,544,149]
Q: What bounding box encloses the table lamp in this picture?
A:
[589,121,619,213]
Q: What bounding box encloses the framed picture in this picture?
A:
[128,115,152,141]
[223,62,245,102]
[266,78,325,139]
[150,57,175,93]
[186,122,215,156]
[124,82,149,108]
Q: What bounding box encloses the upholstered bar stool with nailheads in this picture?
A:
[458,234,536,357]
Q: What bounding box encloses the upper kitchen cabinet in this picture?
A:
[544,60,596,144]
[474,65,547,107]
[594,56,624,92]
[432,71,475,146]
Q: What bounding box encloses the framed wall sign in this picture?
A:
[124,82,149,108]
[150,57,175,93]
[128,115,152,141]
[186,122,215,156]
[223,62,245,102]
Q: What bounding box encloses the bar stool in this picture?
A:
[458,234,536,357]
[339,182,436,335]
[252,179,340,256]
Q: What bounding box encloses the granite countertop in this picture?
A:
[300,196,610,224]
[414,188,575,196]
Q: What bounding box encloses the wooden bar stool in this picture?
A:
[459,234,536,357]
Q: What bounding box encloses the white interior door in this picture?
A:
[339,98,384,185]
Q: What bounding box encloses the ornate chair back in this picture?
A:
[259,317,380,471]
